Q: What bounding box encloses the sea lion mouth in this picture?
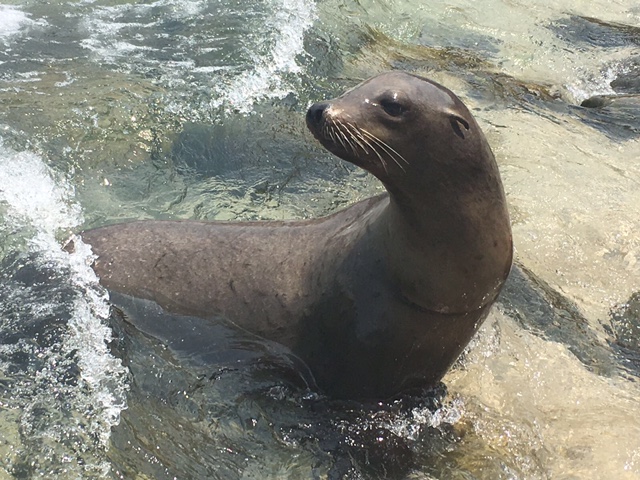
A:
[306,102,409,175]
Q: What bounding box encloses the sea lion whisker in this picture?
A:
[334,121,357,153]
[328,122,349,151]
[375,140,404,173]
[325,123,339,147]
[327,124,342,149]
[336,132,350,152]
[360,128,410,170]
[340,122,367,153]
[333,121,359,155]
[341,122,389,173]
[341,131,359,155]
[348,125,387,161]
[339,122,371,156]
[345,122,391,174]
[360,128,409,166]
[324,123,333,140]
[322,123,332,141]
[359,130,404,173]
[334,134,350,155]
[348,125,373,148]
[376,136,410,166]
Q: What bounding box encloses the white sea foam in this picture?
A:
[80,0,316,114]
[565,64,618,103]
[0,142,128,453]
[79,0,202,62]
[0,5,32,38]
[0,149,81,234]
[80,18,158,63]
[211,0,317,113]
[0,5,46,42]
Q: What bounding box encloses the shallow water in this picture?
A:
[0,0,639,478]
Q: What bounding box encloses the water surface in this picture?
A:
[1,0,639,478]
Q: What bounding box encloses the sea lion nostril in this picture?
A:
[307,102,328,127]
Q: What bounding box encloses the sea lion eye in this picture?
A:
[450,115,470,139]
[379,98,407,117]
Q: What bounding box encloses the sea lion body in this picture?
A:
[81,72,513,399]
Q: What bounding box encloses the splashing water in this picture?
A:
[384,396,466,441]
[0,5,41,41]
[78,0,316,117]
[0,142,128,475]
[210,0,318,113]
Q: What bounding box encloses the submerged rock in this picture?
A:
[607,292,640,375]
[577,93,640,138]
[550,15,640,48]
[498,263,618,376]
[611,56,640,94]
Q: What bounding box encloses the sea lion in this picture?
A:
[77,72,513,399]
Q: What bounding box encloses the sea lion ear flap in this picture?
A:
[449,114,470,139]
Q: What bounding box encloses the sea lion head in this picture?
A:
[306,71,495,199]
[307,72,512,315]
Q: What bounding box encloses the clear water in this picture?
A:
[0,0,639,478]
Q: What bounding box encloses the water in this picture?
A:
[0,144,127,477]
[0,0,639,478]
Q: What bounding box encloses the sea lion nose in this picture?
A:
[306,102,329,129]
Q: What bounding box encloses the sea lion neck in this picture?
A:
[380,176,513,314]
